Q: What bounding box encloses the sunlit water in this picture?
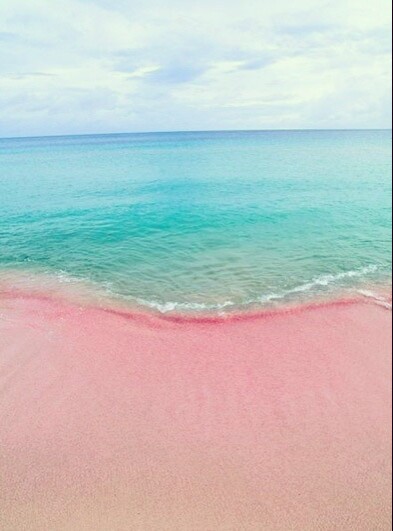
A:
[0,130,391,313]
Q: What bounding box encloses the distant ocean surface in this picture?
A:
[0,130,391,314]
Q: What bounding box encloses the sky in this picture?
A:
[0,0,391,137]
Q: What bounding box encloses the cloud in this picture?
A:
[145,64,209,84]
[0,72,57,80]
[0,0,391,136]
[0,31,19,42]
[237,55,278,71]
[277,22,334,37]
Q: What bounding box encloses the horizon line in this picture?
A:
[0,127,391,142]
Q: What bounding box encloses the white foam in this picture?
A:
[135,265,382,314]
[290,265,379,293]
[255,265,380,305]
[2,264,384,314]
[358,289,392,310]
[135,298,236,313]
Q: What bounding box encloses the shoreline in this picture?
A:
[0,264,391,317]
[0,287,392,529]
[0,270,391,323]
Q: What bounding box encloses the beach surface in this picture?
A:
[0,290,391,530]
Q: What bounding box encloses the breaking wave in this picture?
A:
[133,265,383,313]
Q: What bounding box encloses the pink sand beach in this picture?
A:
[0,289,391,530]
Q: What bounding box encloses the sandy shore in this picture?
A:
[0,290,391,530]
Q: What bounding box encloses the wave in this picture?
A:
[257,265,379,303]
[134,298,235,314]
[1,264,387,314]
[134,265,382,314]
[357,289,392,310]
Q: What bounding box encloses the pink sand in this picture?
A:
[0,290,391,530]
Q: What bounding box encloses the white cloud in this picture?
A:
[0,0,391,136]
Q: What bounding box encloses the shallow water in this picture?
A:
[0,130,391,313]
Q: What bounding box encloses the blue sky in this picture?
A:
[0,0,391,137]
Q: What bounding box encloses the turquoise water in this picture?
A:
[0,130,391,313]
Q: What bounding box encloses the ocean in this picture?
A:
[0,129,391,313]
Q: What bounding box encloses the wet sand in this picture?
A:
[0,290,391,530]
